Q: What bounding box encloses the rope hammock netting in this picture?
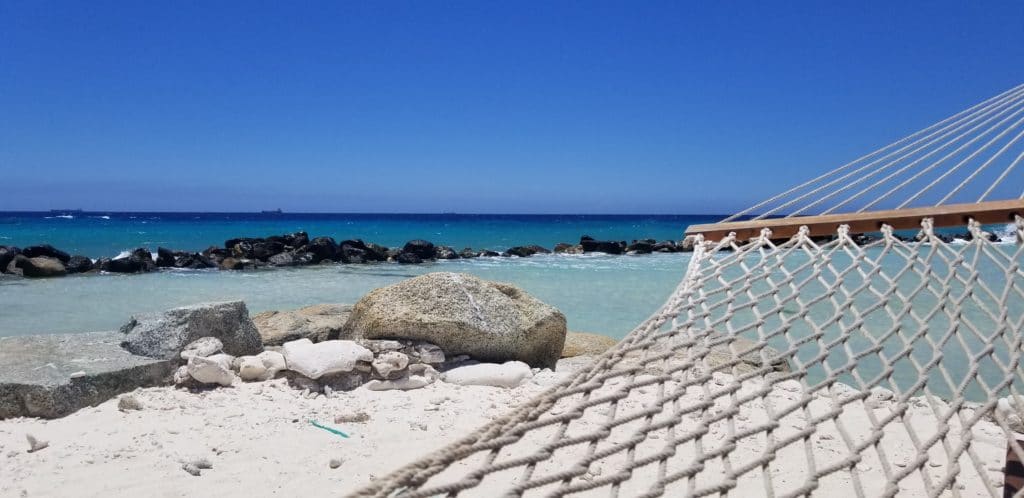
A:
[353,84,1024,498]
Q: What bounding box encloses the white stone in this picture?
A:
[282,339,372,380]
[173,365,191,385]
[187,355,237,387]
[180,337,224,361]
[237,356,268,382]
[415,343,445,364]
[441,361,533,388]
[206,353,235,371]
[258,350,287,378]
[372,351,409,379]
[365,374,433,391]
[25,434,48,453]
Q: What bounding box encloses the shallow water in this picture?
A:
[0,253,690,338]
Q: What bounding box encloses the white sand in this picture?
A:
[0,371,1011,497]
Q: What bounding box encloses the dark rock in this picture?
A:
[267,251,313,267]
[266,231,309,249]
[339,240,371,264]
[579,237,625,254]
[119,301,264,360]
[0,246,20,272]
[653,241,677,252]
[156,247,178,267]
[364,243,389,262]
[434,245,459,259]
[385,248,402,261]
[506,245,550,257]
[176,253,217,269]
[252,240,285,260]
[852,234,879,245]
[402,240,436,260]
[64,255,94,274]
[12,255,66,278]
[396,252,423,265]
[21,244,71,263]
[479,250,500,257]
[307,237,339,263]
[459,248,478,258]
[102,248,155,273]
[625,240,655,254]
[0,331,176,419]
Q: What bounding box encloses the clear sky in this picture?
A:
[1,1,1022,214]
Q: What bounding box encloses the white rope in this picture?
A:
[935,125,1024,206]
[978,148,1024,202]
[722,83,1024,222]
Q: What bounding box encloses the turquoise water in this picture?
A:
[0,253,689,338]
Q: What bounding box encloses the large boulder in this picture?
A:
[119,301,263,360]
[307,237,339,263]
[251,303,353,345]
[64,255,94,274]
[579,236,625,255]
[342,272,567,368]
[12,255,66,278]
[21,244,71,263]
[102,248,155,273]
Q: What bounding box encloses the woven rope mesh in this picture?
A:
[353,217,1024,498]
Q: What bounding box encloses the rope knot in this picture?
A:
[919,217,935,240]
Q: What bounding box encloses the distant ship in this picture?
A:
[261,209,283,214]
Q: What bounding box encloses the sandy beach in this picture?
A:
[0,360,1010,497]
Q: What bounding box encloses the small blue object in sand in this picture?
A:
[310,420,349,438]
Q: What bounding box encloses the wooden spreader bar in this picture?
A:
[685,199,1024,241]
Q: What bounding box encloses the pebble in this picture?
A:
[25,434,48,453]
[329,458,343,469]
[182,462,201,476]
[118,394,144,412]
[335,410,371,424]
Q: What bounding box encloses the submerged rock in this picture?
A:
[342,272,567,368]
[119,301,263,360]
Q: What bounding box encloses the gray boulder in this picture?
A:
[251,303,353,345]
[119,301,263,360]
[0,331,175,419]
[342,272,567,368]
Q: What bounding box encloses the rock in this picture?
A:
[173,365,191,385]
[156,247,178,267]
[64,255,94,273]
[396,252,422,265]
[307,237,339,263]
[579,236,624,254]
[442,361,533,388]
[339,239,386,263]
[506,245,550,257]
[653,241,678,253]
[0,331,175,419]
[561,332,618,358]
[179,337,224,361]
[251,241,285,261]
[12,255,66,278]
[343,272,567,368]
[119,301,263,360]
[412,343,445,364]
[865,386,895,409]
[459,247,478,258]
[117,394,143,411]
[218,257,257,270]
[186,355,237,386]
[26,434,48,453]
[267,251,313,267]
[371,351,409,380]
[251,303,353,345]
[205,353,235,370]
[21,244,71,263]
[434,245,459,259]
[281,339,372,379]
[335,410,370,424]
[103,248,156,273]
[626,240,655,254]
[191,456,213,469]
[0,246,19,272]
[237,356,267,381]
[182,463,201,476]
[408,363,440,381]
[401,240,436,260]
[365,374,433,391]
[320,371,367,391]
[478,250,500,257]
[257,351,287,378]
[329,458,343,469]
[175,253,217,269]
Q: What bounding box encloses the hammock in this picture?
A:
[354,84,1024,497]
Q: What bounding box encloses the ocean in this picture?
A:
[0,212,713,338]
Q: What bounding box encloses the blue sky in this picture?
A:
[1,1,1022,214]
